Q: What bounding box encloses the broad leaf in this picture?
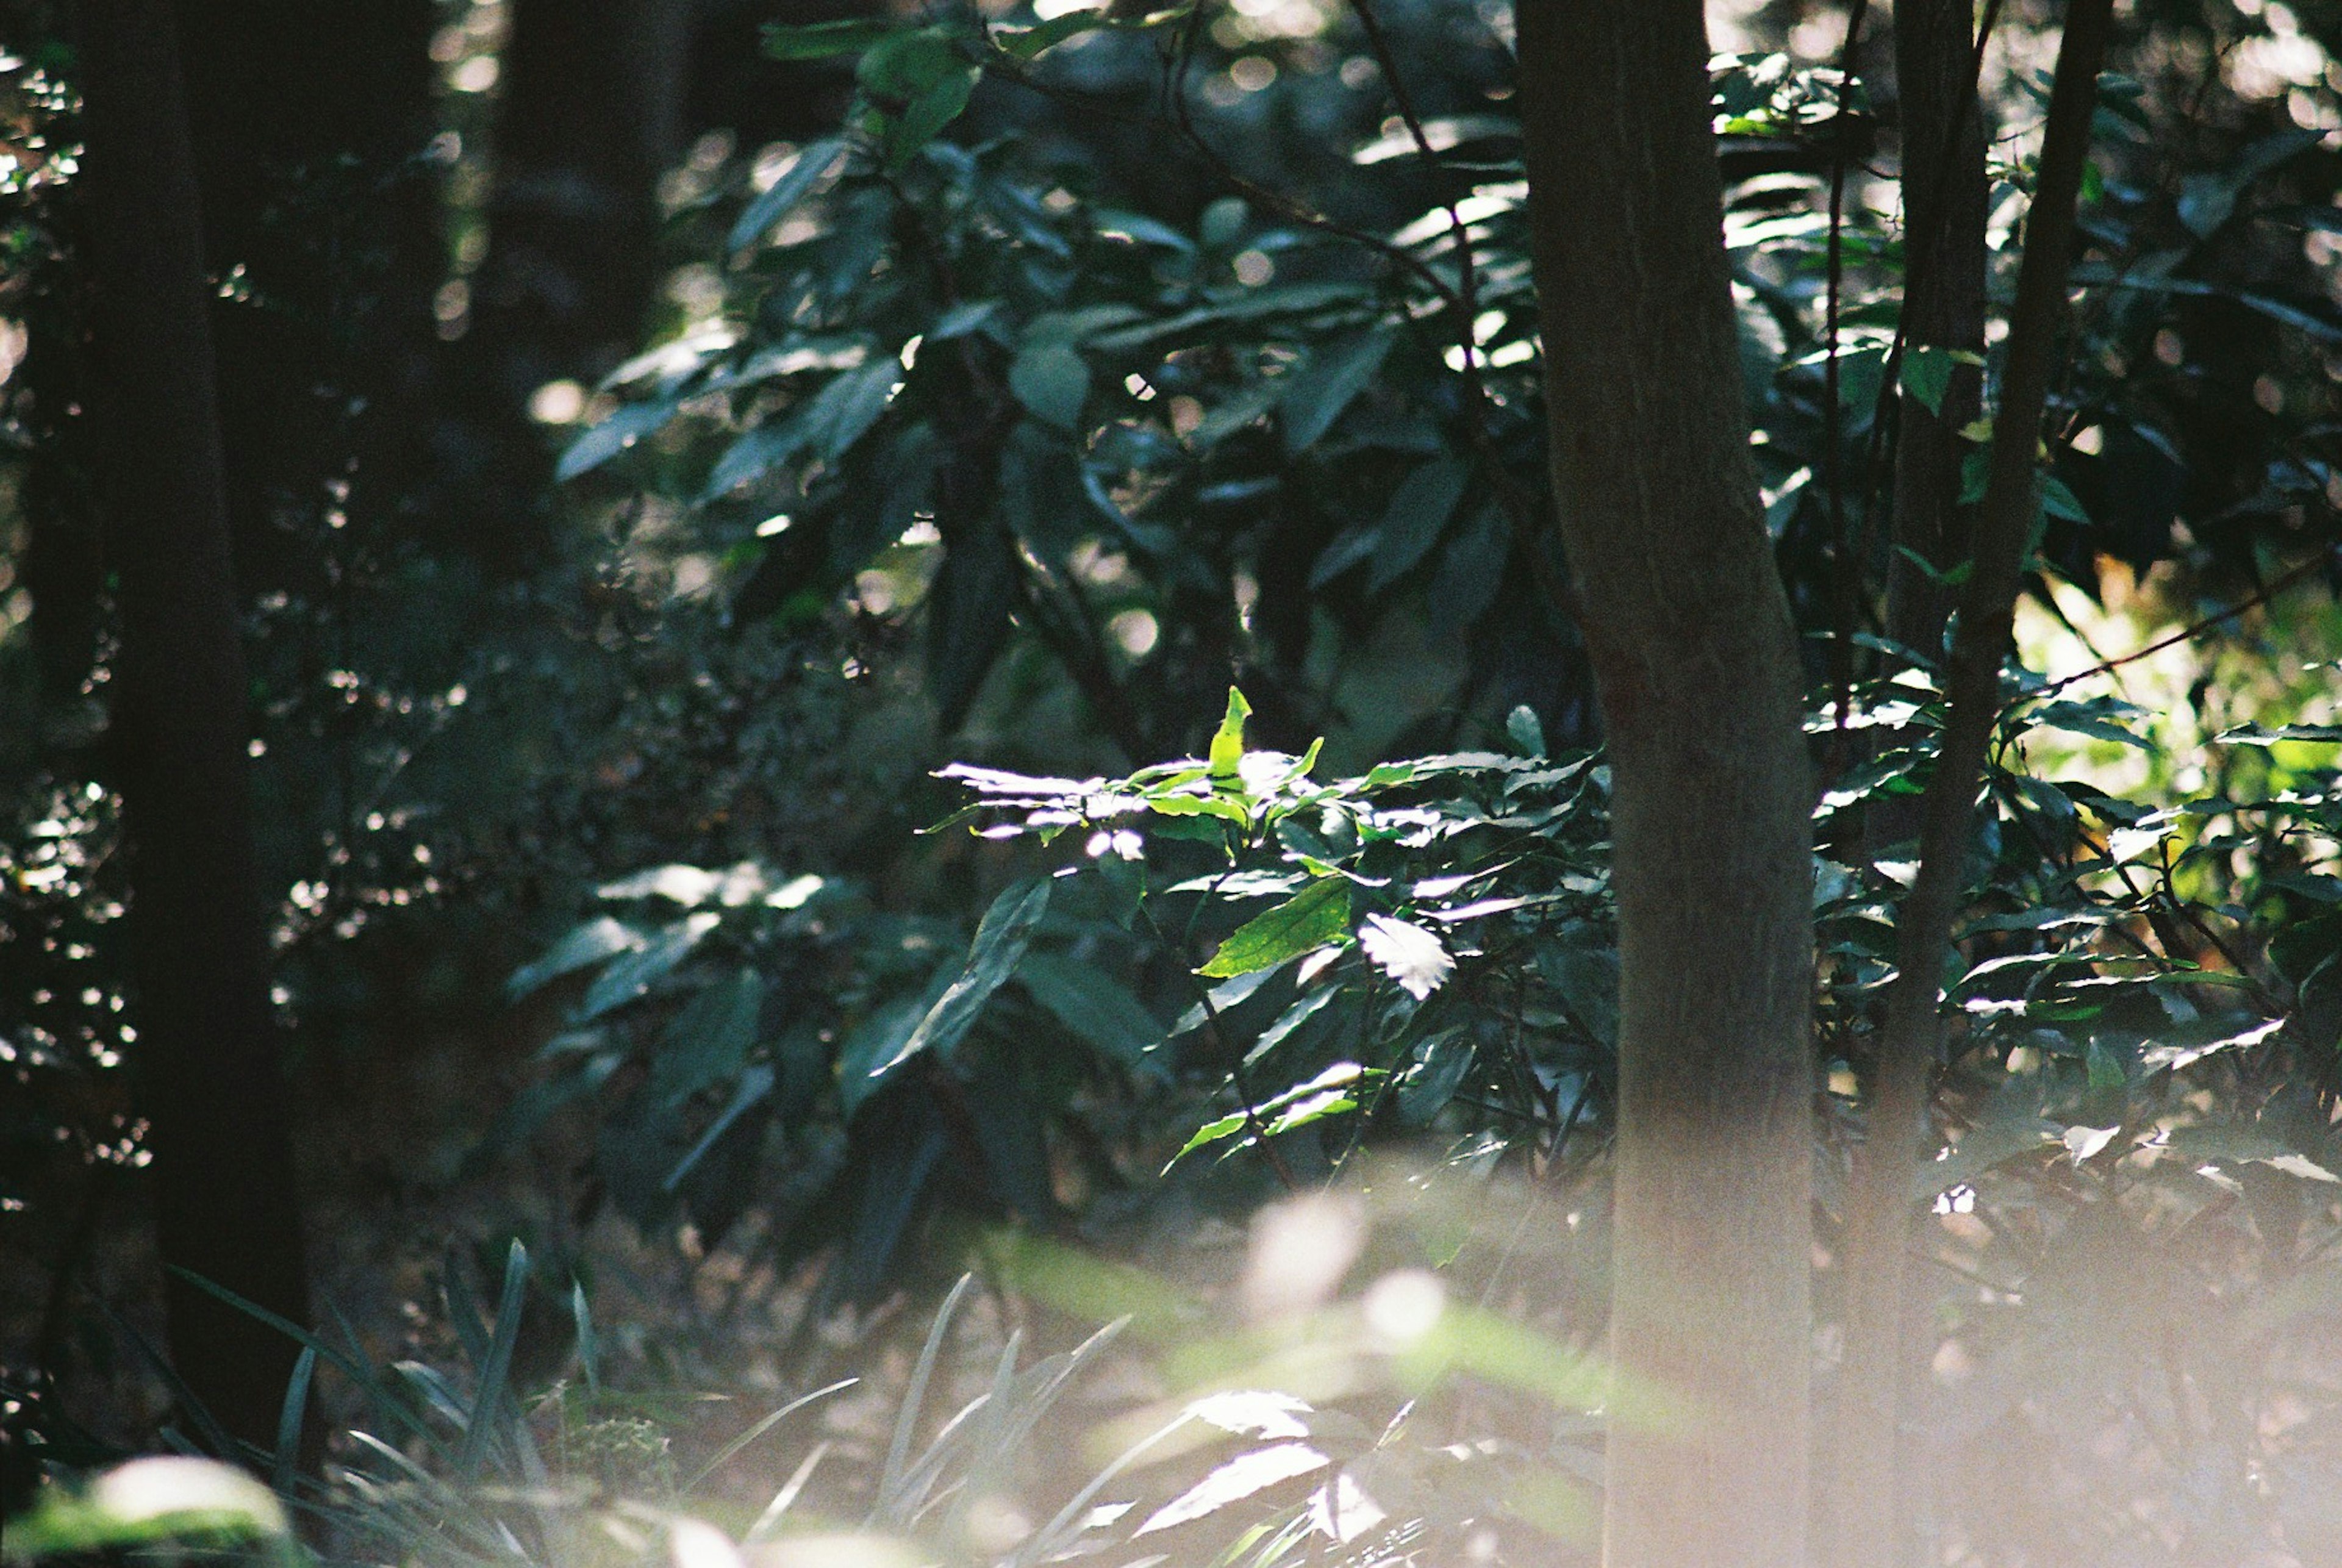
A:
[867,878,1053,1082]
[1200,878,1352,978]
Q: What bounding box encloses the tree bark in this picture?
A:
[1826,9,2113,1567]
[1517,7,1816,1567]
[75,0,311,1450]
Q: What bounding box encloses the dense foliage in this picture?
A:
[9,0,2342,1562]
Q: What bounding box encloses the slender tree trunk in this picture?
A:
[1882,0,1991,684]
[1825,9,2113,1567]
[1517,7,1815,1566]
[75,0,311,1450]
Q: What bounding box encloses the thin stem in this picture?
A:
[1135,896,1300,1190]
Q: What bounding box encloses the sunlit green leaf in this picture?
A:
[1200,878,1351,978]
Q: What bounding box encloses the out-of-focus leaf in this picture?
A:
[557,399,679,482]
[1370,457,1469,591]
[665,1064,776,1191]
[648,968,765,1109]
[731,137,848,253]
[866,878,1053,1084]
[575,913,721,1022]
[1009,342,1091,429]
[508,916,642,1000]
[1017,950,1166,1071]
[1397,1028,1474,1126]
[1358,914,1454,999]
[1279,326,1397,453]
[1200,878,1351,978]
[764,17,897,58]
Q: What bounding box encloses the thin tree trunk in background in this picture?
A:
[1882,0,1990,698]
[1827,2,1992,1556]
[1826,9,2112,1567]
[75,0,311,1448]
[1517,6,1815,1565]
[475,0,688,394]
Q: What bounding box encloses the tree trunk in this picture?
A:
[1826,8,2113,1567]
[74,0,311,1450]
[1517,7,1815,1567]
[1882,0,1990,684]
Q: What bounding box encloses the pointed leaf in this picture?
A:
[1200,878,1351,978]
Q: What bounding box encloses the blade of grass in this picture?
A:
[570,1280,600,1398]
[459,1240,531,1481]
[744,1439,833,1545]
[879,1273,974,1507]
[684,1377,858,1494]
[273,1345,317,1494]
[96,1294,238,1459]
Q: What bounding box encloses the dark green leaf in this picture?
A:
[1279,326,1397,453]
[575,913,720,1022]
[557,399,679,482]
[764,17,899,58]
[1008,342,1091,429]
[730,137,848,253]
[508,916,642,1001]
[1370,457,1469,592]
[648,968,765,1109]
[1018,950,1167,1071]
[867,878,1053,1083]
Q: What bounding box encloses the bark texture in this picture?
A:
[76,0,312,1448]
[1517,6,1816,1566]
[1827,8,2113,1567]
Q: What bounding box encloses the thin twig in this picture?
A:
[2038,543,2341,696]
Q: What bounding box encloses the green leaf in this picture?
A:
[1017,950,1167,1072]
[1278,326,1397,453]
[1397,1029,1474,1127]
[508,916,642,1000]
[575,912,721,1022]
[856,27,967,97]
[868,878,1053,1083]
[886,61,982,170]
[764,17,899,59]
[1009,342,1092,429]
[647,968,765,1109]
[1900,345,1957,416]
[993,9,1114,59]
[1167,1110,1248,1165]
[811,357,908,461]
[730,137,848,254]
[557,399,679,482]
[1209,687,1252,784]
[1200,878,1352,978]
[1370,457,1469,592]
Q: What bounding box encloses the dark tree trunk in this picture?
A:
[1882,0,1989,684]
[1517,5,1815,1565]
[75,0,311,1449]
[172,0,439,579]
[473,0,687,394]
